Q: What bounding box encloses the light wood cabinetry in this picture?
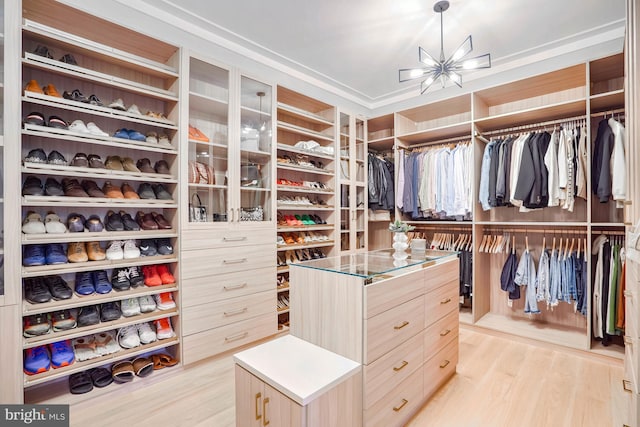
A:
[290,252,459,426]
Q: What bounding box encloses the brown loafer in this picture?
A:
[112,360,135,383]
[82,180,106,198]
[121,182,140,199]
[105,156,124,171]
[86,241,106,261]
[88,154,105,169]
[122,157,140,173]
[154,160,170,175]
[136,158,155,174]
[103,181,124,199]
[67,242,88,263]
[62,178,89,198]
[152,212,172,229]
[132,357,154,377]
[136,211,158,230]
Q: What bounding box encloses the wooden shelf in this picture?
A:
[22,230,177,245]
[277,225,334,232]
[189,183,227,190]
[277,102,334,126]
[22,164,176,184]
[276,163,334,176]
[396,121,472,144]
[475,221,588,227]
[277,307,290,314]
[277,266,290,273]
[22,255,178,278]
[590,89,625,114]
[22,195,177,209]
[277,205,334,211]
[276,185,334,195]
[189,91,228,117]
[277,121,334,142]
[277,143,335,161]
[276,241,335,251]
[474,99,587,132]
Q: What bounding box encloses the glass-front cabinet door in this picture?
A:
[339,112,351,252]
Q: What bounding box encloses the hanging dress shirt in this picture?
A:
[609,118,626,208]
[544,130,560,207]
[396,149,405,210]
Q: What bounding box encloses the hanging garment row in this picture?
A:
[500,236,588,316]
[592,234,625,346]
[367,152,394,211]
[592,116,626,207]
[397,142,473,220]
[479,121,588,212]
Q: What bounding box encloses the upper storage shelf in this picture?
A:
[277,86,335,148]
[589,52,624,113]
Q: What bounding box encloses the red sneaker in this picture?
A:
[142,265,162,287]
[156,264,175,285]
[154,317,175,340]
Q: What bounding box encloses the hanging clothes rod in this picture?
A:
[412,224,472,232]
[476,113,587,138]
[591,230,626,236]
[408,134,471,149]
[481,228,586,235]
[590,107,625,118]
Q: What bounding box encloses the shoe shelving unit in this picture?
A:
[19,0,181,404]
[275,86,337,331]
[179,53,277,365]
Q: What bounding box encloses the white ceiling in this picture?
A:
[130,0,625,108]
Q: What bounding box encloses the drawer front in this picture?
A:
[182,312,277,365]
[182,244,275,280]
[182,290,276,336]
[364,331,424,409]
[424,281,458,328]
[424,309,459,357]
[625,289,638,340]
[424,337,458,399]
[181,228,274,250]
[364,363,424,427]
[365,296,425,364]
[181,267,274,307]
[365,269,425,318]
[424,258,459,293]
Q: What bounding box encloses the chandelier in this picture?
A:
[399,0,491,94]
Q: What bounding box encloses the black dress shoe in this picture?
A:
[24,278,52,304]
[22,175,44,196]
[45,177,64,196]
[77,305,100,327]
[105,210,124,231]
[44,275,72,300]
[119,211,140,231]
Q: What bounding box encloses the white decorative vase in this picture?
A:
[392,232,409,261]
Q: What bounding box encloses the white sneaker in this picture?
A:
[68,119,90,134]
[158,133,172,147]
[154,292,176,310]
[120,298,141,317]
[138,295,156,313]
[106,241,124,260]
[122,239,140,259]
[127,104,142,115]
[117,325,140,349]
[109,98,126,111]
[22,212,46,234]
[86,122,109,137]
[137,322,157,344]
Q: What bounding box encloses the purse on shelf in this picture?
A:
[188,161,214,185]
[240,206,264,222]
[189,193,208,222]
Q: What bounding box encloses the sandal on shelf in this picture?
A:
[69,371,93,394]
[132,357,154,377]
[111,360,135,383]
[88,367,113,388]
[151,353,178,370]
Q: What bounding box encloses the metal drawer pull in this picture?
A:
[622,380,633,393]
[393,398,409,412]
[223,258,248,264]
[225,331,249,342]
[394,321,409,330]
[440,298,452,304]
[224,283,248,291]
[223,236,248,242]
[224,307,248,317]
[440,329,451,337]
[255,392,262,420]
[393,360,409,371]
[263,397,270,426]
[439,359,451,369]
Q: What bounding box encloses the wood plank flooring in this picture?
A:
[69,328,624,427]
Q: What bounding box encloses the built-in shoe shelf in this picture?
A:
[22,255,178,277]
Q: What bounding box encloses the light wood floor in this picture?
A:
[69,328,624,427]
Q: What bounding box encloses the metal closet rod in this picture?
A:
[590,107,625,118]
[407,135,471,150]
[592,229,626,236]
[481,228,586,235]
[412,225,471,232]
[476,113,587,138]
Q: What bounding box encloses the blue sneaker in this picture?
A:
[93,270,112,294]
[23,245,46,266]
[24,345,50,375]
[49,340,75,368]
[127,129,146,141]
[74,271,95,296]
[113,128,130,139]
[45,243,68,265]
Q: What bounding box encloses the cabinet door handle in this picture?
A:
[223,258,248,264]
[237,208,241,222]
[255,392,262,420]
[392,398,408,412]
[224,331,248,342]
[440,329,451,337]
[224,307,248,317]
[440,298,452,305]
[439,359,451,369]
[223,236,248,242]
[394,321,409,330]
[622,380,633,393]
[263,397,270,426]
[224,282,248,291]
[393,360,409,371]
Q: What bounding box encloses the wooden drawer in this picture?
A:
[626,289,638,340]
[424,337,458,399]
[364,362,424,427]
[424,281,458,328]
[364,331,424,410]
[424,309,458,357]
[365,296,424,364]
[181,267,274,307]
[424,259,458,293]
[624,335,639,394]
[181,244,275,280]
[181,228,274,250]
[365,268,424,318]
[182,289,276,335]
[182,312,277,365]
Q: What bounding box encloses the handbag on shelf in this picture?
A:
[188,161,214,185]
[189,193,208,222]
[239,206,264,222]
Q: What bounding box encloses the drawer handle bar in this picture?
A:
[224,283,248,291]
[225,331,249,342]
[439,359,451,369]
[393,398,409,412]
[393,360,409,372]
[224,307,248,317]
[263,397,270,426]
[255,392,262,420]
[440,298,452,305]
[223,236,248,242]
[622,380,633,393]
[394,321,410,330]
[440,329,451,337]
[223,258,248,264]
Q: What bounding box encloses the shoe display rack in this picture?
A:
[19,0,181,403]
[180,53,277,365]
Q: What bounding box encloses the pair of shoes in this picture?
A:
[24,148,67,165]
[23,276,73,304]
[69,366,113,394]
[154,318,175,340]
[111,356,154,384]
[72,331,120,362]
[23,244,67,266]
[22,211,67,234]
[105,240,140,260]
[188,125,209,142]
[140,238,173,256]
[104,155,140,173]
[137,183,172,200]
[22,111,68,129]
[113,128,145,141]
[136,211,172,230]
[142,265,175,286]
[24,340,75,375]
[67,241,105,262]
[151,353,178,370]
[145,131,172,147]
[146,111,169,121]
[110,266,144,291]
[117,322,157,349]
[74,270,112,296]
[121,294,156,315]
[66,213,104,232]
[22,176,68,197]
[67,119,108,136]
[154,292,176,310]
[104,210,140,231]
[24,79,58,96]
[23,313,52,337]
